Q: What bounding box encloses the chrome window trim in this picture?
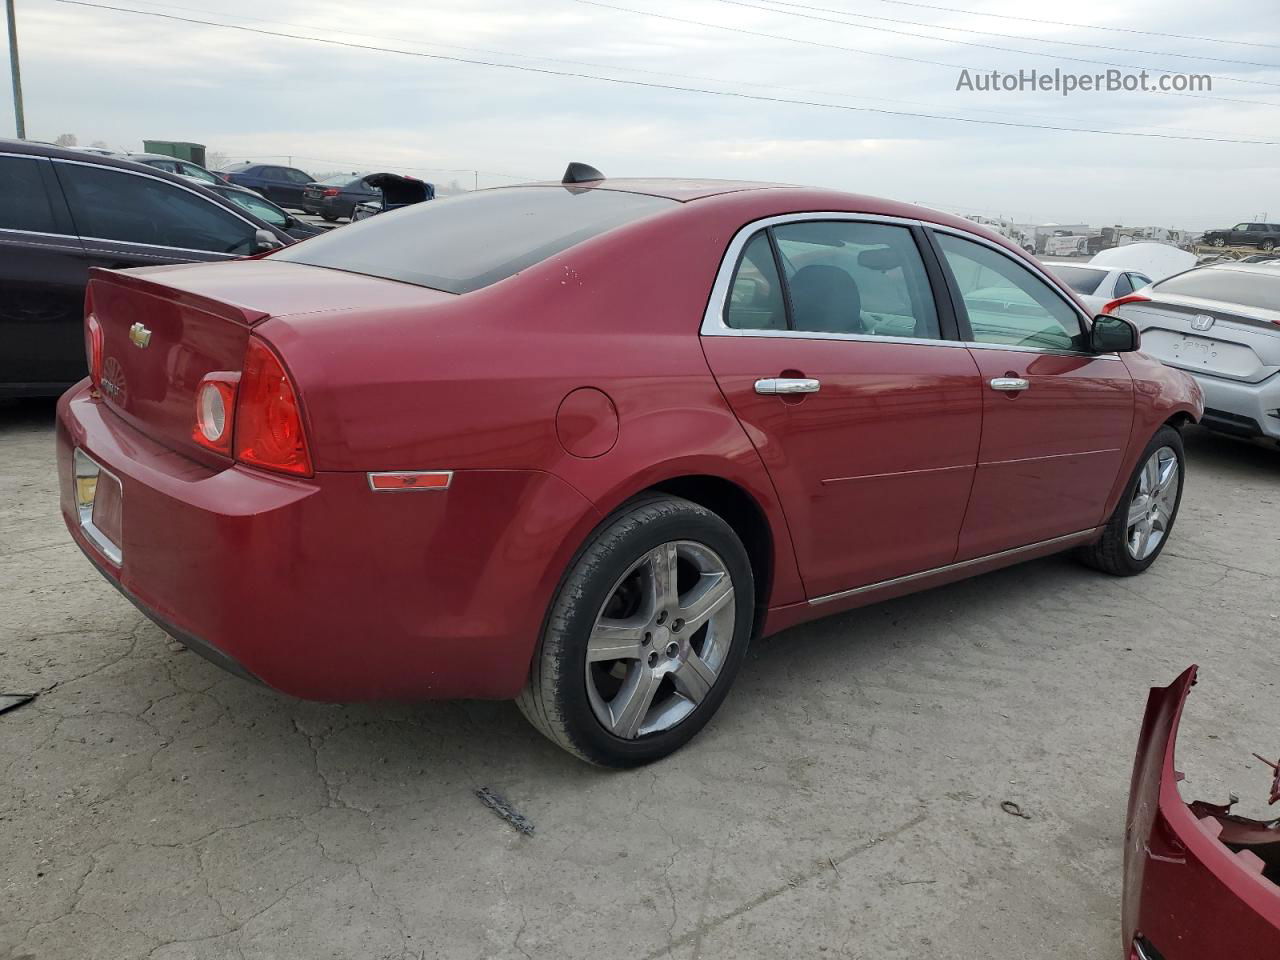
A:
[699,211,1119,360]
[0,225,79,243]
[700,211,941,344]
[78,237,236,257]
[808,527,1100,607]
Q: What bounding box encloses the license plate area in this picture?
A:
[73,448,123,565]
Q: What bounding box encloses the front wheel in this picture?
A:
[518,496,754,766]
[1211,237,1227,247]
[1077,425,1185,576]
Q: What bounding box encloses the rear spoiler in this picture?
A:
[87,267,271,327]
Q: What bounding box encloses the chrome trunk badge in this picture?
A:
[128,322,152,348]
[1190,314,1215,332]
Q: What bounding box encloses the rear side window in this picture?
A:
[0,156,58,233]
[1155,268,1280,312]
[724,232,786,330]
[275,186,678,294]
[57,163,258,254]
[773,221,939,338]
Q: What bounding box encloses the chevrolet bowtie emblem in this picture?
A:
[128,322,152,348]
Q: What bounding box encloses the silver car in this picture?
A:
[1110,263,1280,441]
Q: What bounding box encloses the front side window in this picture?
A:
[58,164,258,254]
[275,186,677,294]
[936,232,1084,351]
[0,156,59,233]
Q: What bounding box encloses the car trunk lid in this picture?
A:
[87,259,455,463]
[1119,295,1280,383]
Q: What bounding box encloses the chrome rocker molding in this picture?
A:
[808,528,1102,607]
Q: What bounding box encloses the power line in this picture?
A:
[97,0,1259,139]
[694,0,1280,89]
[574,0,1280,108]
[50,0,1280,146]
[853,0,1280,52]
[746,0,1280,71]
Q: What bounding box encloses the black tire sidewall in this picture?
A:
[1109,426,1186,573]
[551,501,755,767]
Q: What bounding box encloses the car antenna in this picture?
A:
[562,162,605,184]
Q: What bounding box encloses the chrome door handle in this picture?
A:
[989,377,1030,392]
[755,378,821,395]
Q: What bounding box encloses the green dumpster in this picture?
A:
[142,140,207,167]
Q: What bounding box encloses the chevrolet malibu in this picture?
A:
[57,166,1203,766]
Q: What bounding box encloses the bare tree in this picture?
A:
[90,140,109,149]
[54,133,78,147]
[205,150,229,171]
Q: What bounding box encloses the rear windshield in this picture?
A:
[273,186,678,294]
[1155,268,1280,313]
[1048,265,1106,296]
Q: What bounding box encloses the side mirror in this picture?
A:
[251,229,285,254]
[1091,314,1140,353]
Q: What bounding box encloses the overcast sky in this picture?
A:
[5,0,1278,228]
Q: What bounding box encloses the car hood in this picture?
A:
[1091,242,1196,282]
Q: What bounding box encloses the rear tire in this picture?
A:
[321,212,338,222]
[1263,239,1276,251]
[1077,426,1185,576]
[517,495,754,767]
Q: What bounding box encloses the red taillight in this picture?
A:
[192,373,240,455]
[85,313,103,387]
[1102,293,1152,315]
[234,337,312,476]
[322,187,340,197]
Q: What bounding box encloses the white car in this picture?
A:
[1043,262,1154,314]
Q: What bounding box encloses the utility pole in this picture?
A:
[5,0,23,138]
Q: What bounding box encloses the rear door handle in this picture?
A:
[755,378,821,395]
[989,377,1030,392]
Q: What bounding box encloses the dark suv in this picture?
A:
[218,162,316,209]
[0,139,293,397]
[1202,222,1280,250]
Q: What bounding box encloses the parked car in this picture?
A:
[348,172,434,222]
[56,167,1202,766]
[300,173,382,221]
[126,152,225,185]
[1106,262,1280,442]
[204,182,326,241]
[1125,667,1280,959]
[219,162,315,209]
[0,139,294,396]
[1202,222,1280,249]
[1044,263,1154,314]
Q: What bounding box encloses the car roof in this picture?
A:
[127,152,185,162]
[518,177,789,202]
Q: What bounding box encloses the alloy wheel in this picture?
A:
[584,540,736,739]
[1126,446,1179,560]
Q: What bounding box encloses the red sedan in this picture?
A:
[57,166,1203,766]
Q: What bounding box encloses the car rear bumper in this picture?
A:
[1123,667,1280,959]
[56,381,600,701]
[1188,370,1280,439]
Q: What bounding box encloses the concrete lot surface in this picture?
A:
[2,399,1278,960]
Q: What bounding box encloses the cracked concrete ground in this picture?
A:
[3,397,1278,960]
